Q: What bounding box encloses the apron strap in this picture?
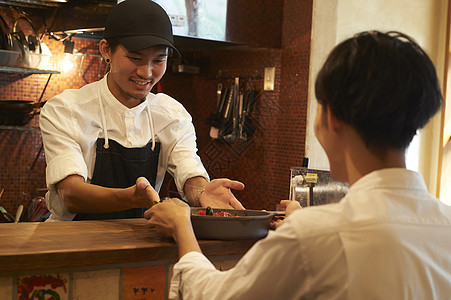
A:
[98,81,110,149]
[146,104,156,151]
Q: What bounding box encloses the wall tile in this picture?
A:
[0,276,13,300]
[122,265,166,300]
[16,273,69,300]
[73,269,120,300]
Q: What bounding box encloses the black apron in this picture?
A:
[73,138,160,220]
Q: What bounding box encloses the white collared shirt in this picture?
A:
[170,169,451,299]
[40,76,209,221]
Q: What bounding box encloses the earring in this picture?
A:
[106,58,110,63]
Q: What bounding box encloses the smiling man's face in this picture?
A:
[106,44,168,108]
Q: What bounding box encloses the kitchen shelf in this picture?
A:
[0,125,40,131]
[0,66,59,75]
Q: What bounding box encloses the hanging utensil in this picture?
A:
[216,83,223,107]
[222,85,234,120]
[238,92,246,140]
[222,78,240,144]
[208,83,225,139]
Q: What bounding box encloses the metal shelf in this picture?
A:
[0,125,40,131]
[0,66,59,75]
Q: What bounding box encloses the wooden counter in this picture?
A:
[0,218,258,274]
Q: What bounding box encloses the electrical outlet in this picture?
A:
[264,67,275,91]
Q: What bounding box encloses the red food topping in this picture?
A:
[214,211,233,217]
[193,210,235,217]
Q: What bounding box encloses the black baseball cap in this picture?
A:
[103,0,180,56]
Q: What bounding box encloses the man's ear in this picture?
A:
[98,39,110,60]
[326,106,342,133]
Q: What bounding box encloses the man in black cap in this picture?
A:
[40,0,244,221]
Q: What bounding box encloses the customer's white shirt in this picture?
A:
[170,168,451,299]
[40,75,208,221]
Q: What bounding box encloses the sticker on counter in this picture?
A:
[305,173,318,183]
[17,273,68,300]
[122,265,166,300]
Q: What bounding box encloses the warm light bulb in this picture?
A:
[59,53,76,74]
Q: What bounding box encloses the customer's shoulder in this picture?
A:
[287,202,349,236]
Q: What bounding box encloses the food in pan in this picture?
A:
[193,206,233,217]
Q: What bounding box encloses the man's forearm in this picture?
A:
[57,175,135,213]
[184,176,209,206]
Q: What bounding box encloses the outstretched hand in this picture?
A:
[200,179,245,209]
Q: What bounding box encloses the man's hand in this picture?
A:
[56,175,160,214]
[134,177,160,207]
[200,179,245,210]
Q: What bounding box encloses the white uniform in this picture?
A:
[170,169,451,299]
[40,75,209,221]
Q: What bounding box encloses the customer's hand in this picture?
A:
[279,200,302,217]
[144,198,191,237]
[271,200,302,230]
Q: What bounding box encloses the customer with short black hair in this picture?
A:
[40,0,244,221]
[145,31,451,299]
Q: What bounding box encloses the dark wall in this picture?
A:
[160,0,313,210]
[0,0,313,216]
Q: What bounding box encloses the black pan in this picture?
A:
[191,207,273,240]
[0,100,45,114]
[0,112,36,126]
[0,100,45,126]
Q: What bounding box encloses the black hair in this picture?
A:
[104,37,121,53]
[315,31,443,154]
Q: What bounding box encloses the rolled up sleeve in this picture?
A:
[40,97,88,187]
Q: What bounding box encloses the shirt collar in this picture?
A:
[349,168,428,195]
[100,74,150,116]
